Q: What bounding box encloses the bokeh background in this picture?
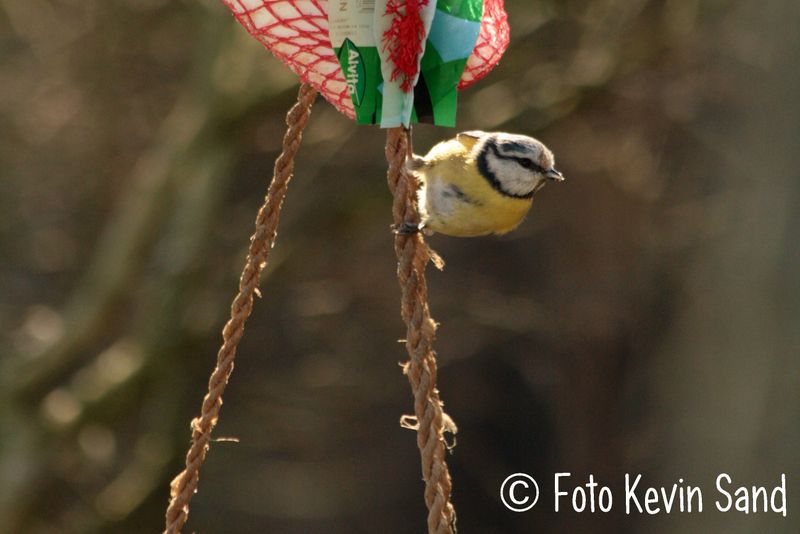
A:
[1,0,798,532]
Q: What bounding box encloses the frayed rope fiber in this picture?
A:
[386,127,457,534]
[161,86,456,534]
[163,83,317,534]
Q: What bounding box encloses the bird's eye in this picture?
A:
[516,158,544,173]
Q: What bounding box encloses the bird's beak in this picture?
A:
[545,168,564,182]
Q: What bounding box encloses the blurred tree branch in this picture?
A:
[8,13,296,404]
[1,7,301,531]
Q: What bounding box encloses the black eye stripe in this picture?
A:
[476,140,537,199]
[514,157,546,174]
[490,141,546,174]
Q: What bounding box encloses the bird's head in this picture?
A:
[474,132,564,199]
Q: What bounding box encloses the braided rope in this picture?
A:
[386,127,457,534]
[163,83,317,534]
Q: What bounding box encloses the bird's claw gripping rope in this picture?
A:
[393,221,425,235]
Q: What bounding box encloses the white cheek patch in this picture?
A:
[487,156,538,197]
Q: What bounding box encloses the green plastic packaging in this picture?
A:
[329,0,485,127]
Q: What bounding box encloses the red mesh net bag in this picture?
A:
[222,0,509,120]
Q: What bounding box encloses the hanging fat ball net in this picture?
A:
[222,0,509,120]
[164,2,511,533]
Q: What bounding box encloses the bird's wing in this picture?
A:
[456,131,486,151]
[406,154,428,171]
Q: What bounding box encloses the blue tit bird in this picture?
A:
[405,130,564,237]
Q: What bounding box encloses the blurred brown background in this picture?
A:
[1,0,798,532]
